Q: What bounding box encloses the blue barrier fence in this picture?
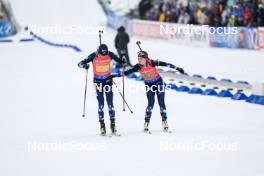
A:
[0,21,15,38]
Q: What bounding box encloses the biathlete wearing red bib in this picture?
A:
[92,52,112,80]
[78,44,124,133]
[123,58,178,122]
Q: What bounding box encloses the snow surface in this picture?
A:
[1,0,264,176]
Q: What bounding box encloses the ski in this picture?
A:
[142,129,172,134]
[109,132,122,137]
[163,129,172,133]
[143,130,152,134]
[100,132,121,137]
[100,133,112,138]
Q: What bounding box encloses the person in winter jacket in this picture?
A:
[114,26,132,67]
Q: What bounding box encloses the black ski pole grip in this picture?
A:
[99,30,103,45]
[136,41,142,51]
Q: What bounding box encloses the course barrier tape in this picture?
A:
[25,26,82,52]
[20,38,34,42]
[0,39,12,42]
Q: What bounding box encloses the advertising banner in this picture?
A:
[132,21,210,46]
[106,12,264,50]
[131,20,169,40]
[209,27,260,49]
[209,27,239,48]
[237,27,259,49]
[258,27,264,49]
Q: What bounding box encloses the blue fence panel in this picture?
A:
[107,12,127,30]
[0,21,15,38]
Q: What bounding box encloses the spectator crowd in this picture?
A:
[138,0,264,26]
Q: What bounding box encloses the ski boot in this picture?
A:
[99,120,107,136]
[143,121,151,134]
[162,120,171,133]
[110,119,121,136]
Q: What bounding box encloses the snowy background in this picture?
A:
[1,0,264,176]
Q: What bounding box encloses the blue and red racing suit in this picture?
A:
[124,59,177,122]
[78,51,123,121]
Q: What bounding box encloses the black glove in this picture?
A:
[78,62,90,70]
[83,64,90,70]
[121,56,127,65]
[176,67,185,74]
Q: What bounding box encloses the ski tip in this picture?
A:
[143,130,152,134]
[100,134,112,138]
[111,133,122,137]
[163,130,172,133]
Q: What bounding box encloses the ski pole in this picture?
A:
[122,56,126,111]
[82,69,89,117]
[112,81,133,114]
[136,41,143,51]
[99,30,103,45]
